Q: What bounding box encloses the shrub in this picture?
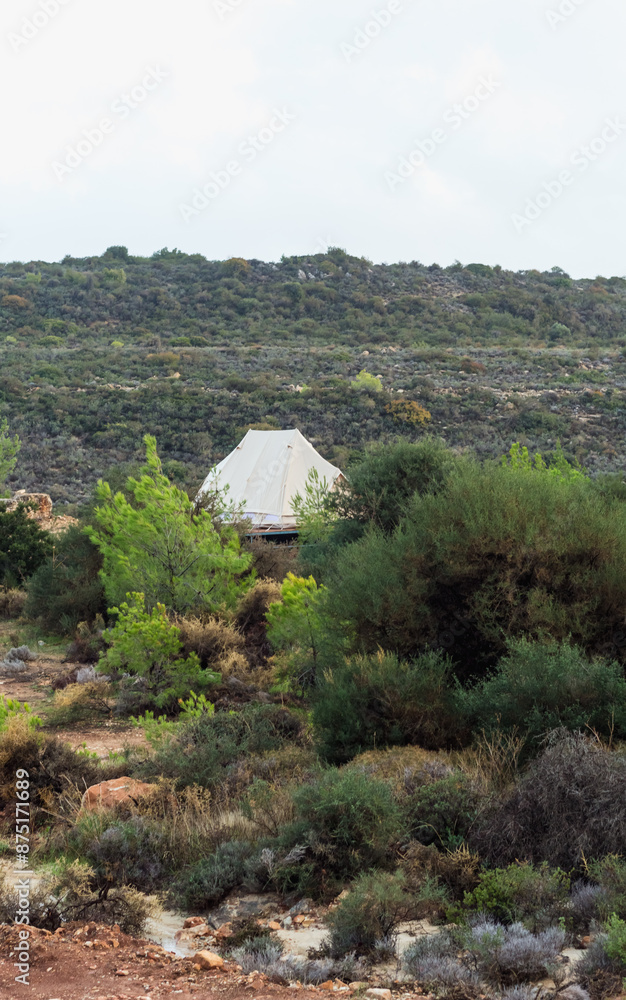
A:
[471,732,626,868]
[64,617,106,663]
[463,917,566,985]
[266,573,339,690]
[64,813,171,891]
[175,614,244,671]
[313,650,464,764]
[403,930,477,988]
[145,702,305,792]
[404,773,480,850]
[0,717,102,810]
[168,840,252,910]
[0,588,27,619]
[0,503,53,587]
[289,767,406,879]
[400,842,481,902]
[44,681,113,727]
[244,844,316,898]
[236,578,282,632]
[24,525,106,635]
[0,858,157,934]
[231,937,365,985]
[99,593,220,714]
[346,745,455,795]
[458,639,626,754]
[324,871,412,958]
[586,855,626,920]
[604,914,626,967]
[454,862,571,931]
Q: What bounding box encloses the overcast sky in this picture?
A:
[1,0,624,277]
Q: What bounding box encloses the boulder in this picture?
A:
[193,950,225,970]
[80,777,154,811]
[184,917,206,929]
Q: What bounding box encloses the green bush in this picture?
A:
[0,503,52,588]
[459,639,626,753]
[604,914,626,967]
[168,840,252,910]
[289,767,406,879]
[404,774,480,851]
[25,525,105,635]
[587,856,626,920]
[143,702,305,791]
[64,813,171,891]
[100,593,219,714]
[453,863,571,932]
[324,871,413,958]
[313,649,463,764]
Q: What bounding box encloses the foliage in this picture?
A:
[404,773,481,851]
[604,914,626,967]
[471,731,626,868]
[586,856,626,921]
[351,369,382,391]
[0,588,27,618]
[168,840,252,910]
[0,695,41,732]
[0,418,20,496]
[0,503,52,587]
[323,870,413,957]
[292,468,338,544]
[312,649,463,764]
[25,525,106,634]
[141,702,305,791]
[288,767,406,879]
[0,857,158,934]
[326,455,626,678]
[503,440,586,480]
[266,573,338,688]
[385,398,431,427]
[458,639,626,754]
[87,435,252,614]
[453,863,571,931]
[99,593,219,713]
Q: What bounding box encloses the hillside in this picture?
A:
[1,247,625,502]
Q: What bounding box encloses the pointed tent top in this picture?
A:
[198,428,343,533]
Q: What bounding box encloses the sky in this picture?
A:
[1,0,624,277]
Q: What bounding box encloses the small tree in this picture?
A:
[0,503,52,587]
[87,436,252,614]
[99,593,219,712]
[266,573,341,688]
[0,419,20,497]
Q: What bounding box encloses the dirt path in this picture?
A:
[0,626,146,757]
[0,923,428,1000]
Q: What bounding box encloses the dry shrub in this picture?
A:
[45,681,114,726]
[456,727,527,793]
[223,744,319,802]
[175,614,243,670]
[470,731,626,868]
[401,841,482,900]
[64,617,106,664]
[236,578,282,631]
[245,539,298,583]
[0,589,27,619]
[346,745,455,797]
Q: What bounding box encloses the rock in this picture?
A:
[184,917,206,929]
[349,984,368,993]
[80,777,154,811]
[193,950,225,970]
[365,991,392,1000]
[289,900,312,916]
[292,914,305,925]
[320,982,335,991]
[268,921,282,931]
[216,922,233,939]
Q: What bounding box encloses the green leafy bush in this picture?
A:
[313,649,463,764]
[404,773,480,851]
[459,639,626,753]
[453,863,571,932]
[288,767,406,879]
[99,593,219,713]
[0,503,52,588]
[266,573,339,689]
[25,526,105,635]
[323,871,413,958]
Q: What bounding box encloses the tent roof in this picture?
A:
[198,429,343,532]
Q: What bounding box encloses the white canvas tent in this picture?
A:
[198,429,344,535]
